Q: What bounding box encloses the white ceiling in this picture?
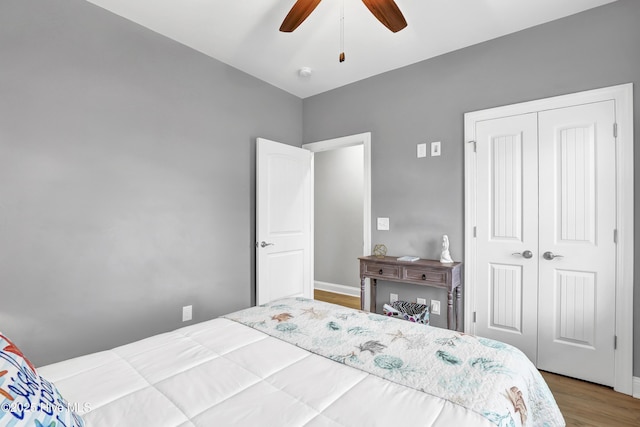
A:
[85,0,617,99]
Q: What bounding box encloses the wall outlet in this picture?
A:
[182,305,193,322]
[430,300,441,315]
[390,293,399,303]
[416,298,426,305]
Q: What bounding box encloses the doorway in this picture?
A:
[464,84,634,394]
[303,133,372,307]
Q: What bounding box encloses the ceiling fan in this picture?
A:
[280,0,408,33]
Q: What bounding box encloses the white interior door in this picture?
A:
[474,113,539,361]
[465,84,634,394]
[471,101,617,386]
[256,138,313,305]
[537,102,617,386]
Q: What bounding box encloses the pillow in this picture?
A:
[0,332,84,427]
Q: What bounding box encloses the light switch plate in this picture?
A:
[377,217,390,231]
[417,298,426,305]
[390,293,399,303]
[431,141,441,157]
[417,143,427,158]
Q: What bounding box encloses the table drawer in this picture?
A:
[363,263,400,279]
[404,268,447,284]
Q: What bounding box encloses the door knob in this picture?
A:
[259,241,275,248]
[543,251,563,260]
[512,250,533,259]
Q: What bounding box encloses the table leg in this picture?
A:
[360,276,366,310]
[447,290,454,330]
[456,285,463,332]
[370,278,377,313]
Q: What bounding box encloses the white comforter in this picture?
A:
[40,316,495,426]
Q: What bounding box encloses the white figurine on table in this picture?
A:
[440,235,453,263]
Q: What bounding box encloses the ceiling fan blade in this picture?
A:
[361,0,407,33]
[280,0,322,32]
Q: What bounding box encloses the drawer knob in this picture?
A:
[379,269,384,274]
[422,274,426,280]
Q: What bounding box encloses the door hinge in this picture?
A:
[473,312,477,323]
[468,140,477,152]
[473,226,477,238]
[614,335,617,350]
[613,123,618,138]
[613,229,618,244]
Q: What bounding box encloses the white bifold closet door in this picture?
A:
[474,100,616,386]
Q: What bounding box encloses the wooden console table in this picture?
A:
[358,256,463,331]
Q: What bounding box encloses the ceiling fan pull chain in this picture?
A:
[339,0,345,62]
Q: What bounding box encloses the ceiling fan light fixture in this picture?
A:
[298,67,313,77]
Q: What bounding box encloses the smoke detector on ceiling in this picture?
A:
[298,67,312,78]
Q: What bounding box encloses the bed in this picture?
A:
[1,297,564,426]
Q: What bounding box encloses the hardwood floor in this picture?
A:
[314,289,360,310]
[314,290,640,427]
[540,371,640,427]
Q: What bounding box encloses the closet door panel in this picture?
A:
[537,101,616,386]
[474,113,539,362]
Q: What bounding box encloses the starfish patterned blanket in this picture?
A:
[224,297,564,427]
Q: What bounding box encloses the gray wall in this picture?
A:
[303,1,640,370]
[2,0,638,376]
[314,146,364,288]
[0,0,302,366]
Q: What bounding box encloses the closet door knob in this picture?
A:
[543,251,564,260]
[512,250,533,259]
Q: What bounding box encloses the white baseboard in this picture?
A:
[314,281,360,297]
[633,377,640,399]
